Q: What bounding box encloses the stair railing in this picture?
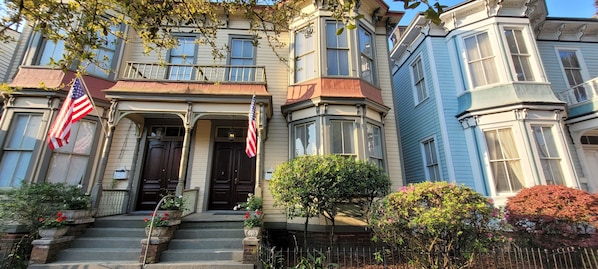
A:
[141,194,174,267]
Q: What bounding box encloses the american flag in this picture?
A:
[47,77,94,150]
[245,95,257,158]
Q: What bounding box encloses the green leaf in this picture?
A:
[346,23,356,30]
[407,2,421,9]
[336,27,345,35]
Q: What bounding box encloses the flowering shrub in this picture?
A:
[62,184,91,210]
[159,194,185,210]
[38,212,68,228]
[244,210,263,228]
[505,185,598,248]
[233,193,263,211]
[368,182,505,269]
[144,212,170,227]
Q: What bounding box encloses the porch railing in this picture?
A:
[557,77,598,106]
[96,189,129,217]
[122,61,267,83]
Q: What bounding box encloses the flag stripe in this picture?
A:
[245,95,257,158]
[47,77,94,150]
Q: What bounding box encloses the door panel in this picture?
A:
[137,140,181,210]
[209,142,256,210]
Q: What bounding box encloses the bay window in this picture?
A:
[464,32,499,87]
[294,121,317,157]
[46,120,97,184]
[484,128,524,193]
[330,120,355,155]
[367,123,384,168]
[294,26,315,82]
[0,114,43,187]
[504,28,534,81]
[359,27,374,84]
[326,22,349,76]
[532,126,564,185]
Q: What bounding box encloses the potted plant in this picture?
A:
[158,193,185,220]
[37,212,69,239]
[234,194,264,238]
[143,212,173,238]
[61,184,93,221]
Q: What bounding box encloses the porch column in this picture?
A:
[175,103,193,195]
[90,101,118,208]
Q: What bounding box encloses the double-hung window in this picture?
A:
[0,113,43,187]
[168,36,196,80]
[504,28,534,81]
[484,128,524,193]
[294,121,317,157]
[229,37,256,82]
[85,24,120,79]
[532,126,565,185]
[411,57,427,103]
[330,120,355,156]
[559,49,587,102]
[37,31,66,66]
[294,26,315,83]
[326,22,349,76]
[367,123,384,168]
[359,27,374,84]
[46,120,97,184]
[464,32,499,88]
[422,138,440,181]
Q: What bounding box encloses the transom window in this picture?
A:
[559,49,587,102]
[330,120,355,155]
[47,120,97,184]
[504,28,534,81]
[464,32,499,88]
[359,27,374,84]
[294,26,316,83]
[168,36,196,80]
[411,57,427,103]
[367,123,384,168]
[484,128,524,193]
[229,37,256,82]
[0,113,43,187]
[294,121,317,157]
[532,126,564,185]
[422,138,440,181]
[326,22,349,76]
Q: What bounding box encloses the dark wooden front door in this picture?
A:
[209,142,256,210]
[137,140,182,210]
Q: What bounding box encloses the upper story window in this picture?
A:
[504,28,534,81]
[484,128,524,193]
[558,49,588,102]
[0,113,43,187]
[294,26,316,83]
[326,22,349,76]
[229,37,256,82]
[330,120,355,155]
[294,121,317,157]
[411,57,427,104]
[168,36,196,80]
[422,138,440,181]
[359,27,375,84]
[37,31,66,66]
[47,120,97,184]
[84,24,121,79]
[532,126,564,185]
[464,32,499,88]
[367,123,384,168]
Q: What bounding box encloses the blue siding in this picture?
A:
[538,41,598,95]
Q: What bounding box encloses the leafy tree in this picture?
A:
[269,155,390,247]
[505,184,598,248]
[0,0,446,72]
[368,182,504,269]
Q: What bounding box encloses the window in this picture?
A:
[559,49,587,102]
[411,57,427,103]
[326,22,349,76]
[330,120,355,155]
[484,128,524,193]
[46,120,97,184]
[229,37,255,82]
[294,26,315,82]
[85,24,120,78]
[168,36,196,80]
[464,32,499,87]
[37,33,66,66]
[294,121,316,157]
[367,123,384,168]
[532,126,565,185]
[0,114,42,187]
[422,138,440,181]
[359,27,374,84]
[504,29,534,81]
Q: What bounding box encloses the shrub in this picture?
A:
[505,185,598,248]
[368,182,504,269]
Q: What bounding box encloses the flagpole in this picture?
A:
[75,72,109,137]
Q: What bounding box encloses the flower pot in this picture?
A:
[62,209,92,220]
[38,227,69,239]
[244,227,262,238]
[158,210,182,220]
[145,226,170,238]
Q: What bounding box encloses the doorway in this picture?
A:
[137,140,183,210]
[208,142,256,210]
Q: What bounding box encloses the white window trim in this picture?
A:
[324,20,351,77]
[358,26,376,85]
[420,136,441,181]
[554,47,591,89]
[410,55,428,105]
[527,122,577,187]
[498,25,543,83]
[293,24,317,84]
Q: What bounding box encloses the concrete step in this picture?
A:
[28,261,253,269]
[168,238,242,249]
[55,247,140,262]
[173,228,244,239]
[159,249,244,262]
[69,237,141,249]
[83,227,146,238]
[179,221,244,230]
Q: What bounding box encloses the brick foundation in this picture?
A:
[243,237,259,264]
[29,236,74,264]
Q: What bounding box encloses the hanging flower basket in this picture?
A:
[38,227,69,239]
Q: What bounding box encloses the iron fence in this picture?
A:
[259,244,598,269]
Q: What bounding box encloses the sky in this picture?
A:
[386,0,597,25]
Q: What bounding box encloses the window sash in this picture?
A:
[85,24,120,78]
[326,22,349,76]
[464,32,499,87]
[559,50,588,102]
[230,38,255,81]
[359,28,374,84]
[331,120,355,155]
[532,126,565,185]
[484,128,524,193]
[168,37,196,80]
[504,29,534,81]
[295,27,316,82]
[423,139,440,181]
[38,35,66,66]
[294,122,317,157]
[0,114,43,187]
[412,58,427,102]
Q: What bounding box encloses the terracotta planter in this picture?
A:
[38,227,69,239]
[145,226,170,238]
[244,227,262,238]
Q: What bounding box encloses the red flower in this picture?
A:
[245,212,250,219]
[38,217,44,222]
[144,218,149,222]
[163,212,169,216]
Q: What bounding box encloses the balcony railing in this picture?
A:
[122,62,266,83]
[557,77,598,106]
